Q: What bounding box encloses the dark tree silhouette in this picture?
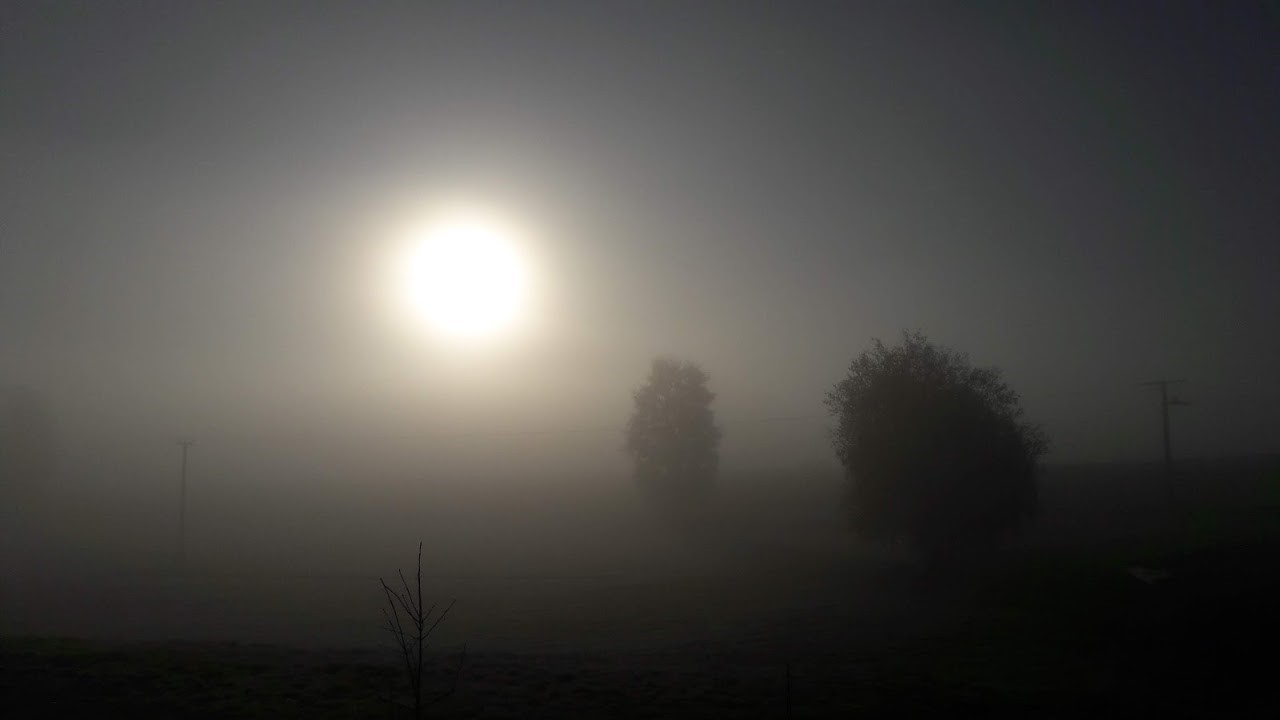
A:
[624,357,721,520]
[824,332,1047,567]
[0,386,56,508]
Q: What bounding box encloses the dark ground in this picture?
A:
[4,458,1280,717]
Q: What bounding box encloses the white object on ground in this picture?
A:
[1127,566,1172,584]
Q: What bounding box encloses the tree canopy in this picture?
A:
[824,332,1047,560]
[624,357,721,515]
[0,386,56,508]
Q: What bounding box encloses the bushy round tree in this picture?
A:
[1,386,56,509]
[624,357,721,522]
[824,332,1047,565]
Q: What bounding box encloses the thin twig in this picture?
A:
[429,643,468,705]
[423,598,457,640]
[415,542,424,718]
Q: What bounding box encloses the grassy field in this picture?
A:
[5,460,1280,717]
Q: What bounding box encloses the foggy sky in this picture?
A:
[3,0,1277,471]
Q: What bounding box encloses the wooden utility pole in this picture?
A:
[1140,380,1189,507]
[177,439,194,567]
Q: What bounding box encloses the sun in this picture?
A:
[404,213,530,338]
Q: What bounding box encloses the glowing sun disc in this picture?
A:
[406,216,529,338]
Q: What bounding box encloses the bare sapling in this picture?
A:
[380,542,466,718]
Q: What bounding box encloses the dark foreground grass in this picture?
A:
[6,507,1280,718]
[0,636,1071,718]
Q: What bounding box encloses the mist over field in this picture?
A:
[3,1,1278,717]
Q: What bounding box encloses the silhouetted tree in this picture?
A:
[824,332,1047,568]
[624,358,721,522]
[0,386,56,509]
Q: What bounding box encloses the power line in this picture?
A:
[163,413,832,445]
[176,439,194,568]
[1139,379,1190,507]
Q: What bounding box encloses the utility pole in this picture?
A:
[177,439,194,568]
[1139,380,1189,507]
